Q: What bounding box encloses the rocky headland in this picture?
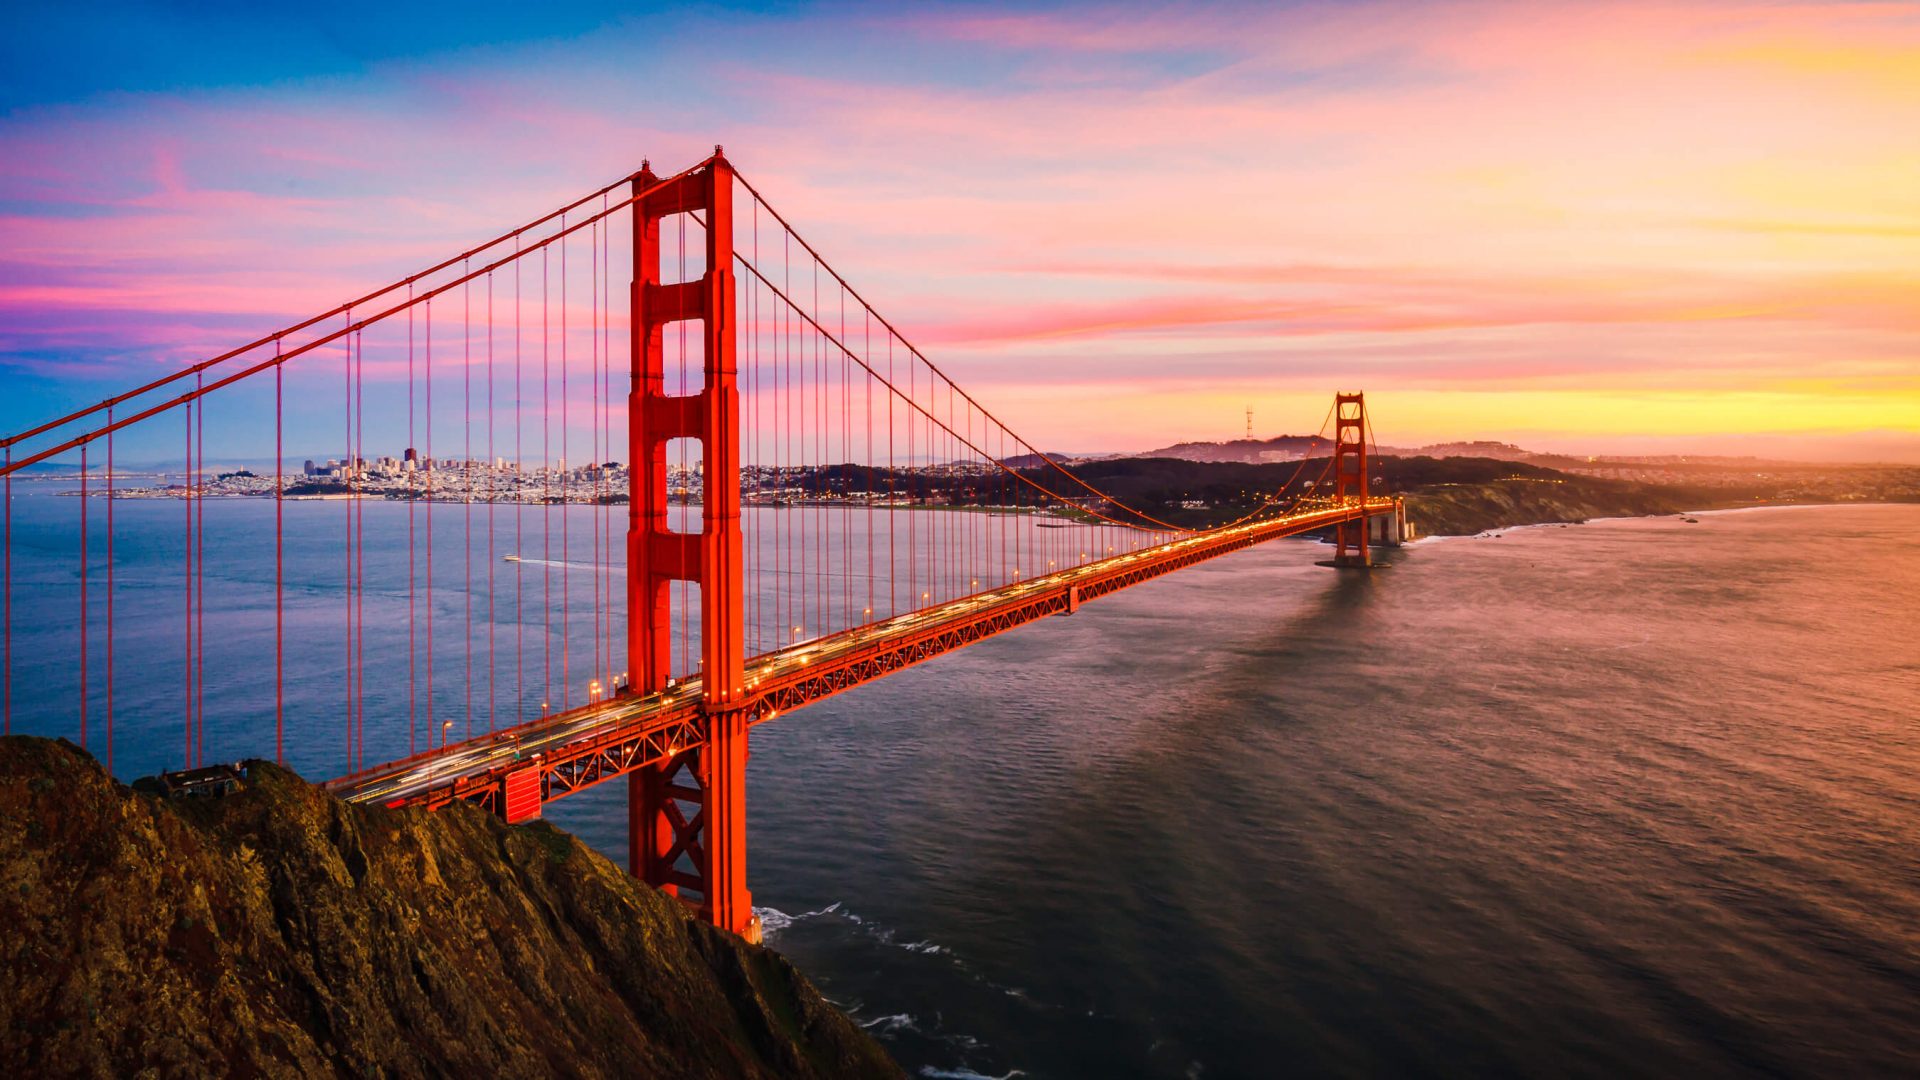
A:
[0,736,899,1079]
[1400,475,1689,536]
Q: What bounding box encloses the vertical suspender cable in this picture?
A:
[274,342,283,764]
[590,218,601,691]
[841,289,850,628]
[813,258,822,632]
[408,287,417,755]
[105,410,114,772]
[909,350,917,593]
[79,444,87,750]
[465,262,473,741]
[860,309,870,622]
[196,373,205,761]
[426,298,435,743]
[781,228,790,644]
[864,309,873,623]
[561,220,570,709]
[678,216,688,674]
[605,207,614,683]
[345,321,355,767]
[183,404,192,766]
[543,245,551,712]
[887,334,895,617]
[595,214,605,685]
[605,193,615,683]
[487,269,496,732]
[355,326,367,767]
[516,240,524,720]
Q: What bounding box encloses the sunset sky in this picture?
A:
[3,1,1917,461]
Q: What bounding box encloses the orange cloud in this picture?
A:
[5,0,1919,457]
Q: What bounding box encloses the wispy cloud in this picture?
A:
[2,0,1917,454]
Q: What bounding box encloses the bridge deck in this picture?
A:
[327,498,1396,813]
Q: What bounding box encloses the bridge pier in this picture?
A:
[1369,498,1407,546]
[1325,520,1372,568]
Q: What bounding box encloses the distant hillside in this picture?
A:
[8,461,102,475]
[1045,454,1689,535]
[1138,435,1611,470]
[1396,470,1686,535]
[1001,451,1094,468]
[1138,434,1333,464]
[1408,440,1536,462]
[1136,435,1645,471]
[0,737,899,1078]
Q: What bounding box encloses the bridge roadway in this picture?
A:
[327,498,1396,815]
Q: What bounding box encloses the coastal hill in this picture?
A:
[1137,434,1333,464]
[1046,447,1918,536]
[1133,436,1561,466]
[1049,454,1690,535]
[0,737,900,1078]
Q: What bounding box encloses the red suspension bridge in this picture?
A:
[0,150,1402,941]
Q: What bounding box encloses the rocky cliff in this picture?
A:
[1403,476,1689,536]
[0,736,900,1079]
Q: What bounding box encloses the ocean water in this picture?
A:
[560,503,1920,1078]
[0,488,1146,782]
[7,492,1919,1076]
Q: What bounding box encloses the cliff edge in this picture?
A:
[0,736,900,1079]
[1403,476,1688,536]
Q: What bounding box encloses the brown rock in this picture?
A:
[0,736,901,1079]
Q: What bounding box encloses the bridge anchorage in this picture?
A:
[1,147,1406,945]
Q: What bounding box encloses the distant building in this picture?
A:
[148,762,248,799]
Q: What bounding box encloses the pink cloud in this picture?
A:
[4,0,1918,453]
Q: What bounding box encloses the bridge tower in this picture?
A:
[625,151,759,942]
[1329,392,1371,568]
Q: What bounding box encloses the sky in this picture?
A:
[3,0,1918,462]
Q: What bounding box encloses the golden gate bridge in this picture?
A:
[0,149,1401,942]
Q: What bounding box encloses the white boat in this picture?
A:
[503,554,521,562]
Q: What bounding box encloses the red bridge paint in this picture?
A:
[503,766,542,824]
[624,155,755,939]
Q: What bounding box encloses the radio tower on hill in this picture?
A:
[1245,406,1253,441]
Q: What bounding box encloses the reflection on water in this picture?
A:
[555,504,1920,1078]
